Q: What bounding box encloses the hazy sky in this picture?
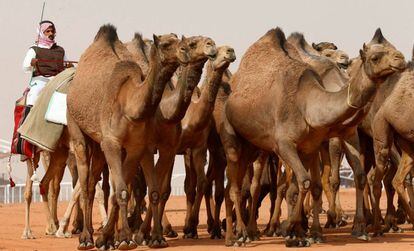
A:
[1,0,414,141]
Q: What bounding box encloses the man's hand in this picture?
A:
[65,62,74,68]
[30,58,38,66]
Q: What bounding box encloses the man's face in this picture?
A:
[43,26,56,40]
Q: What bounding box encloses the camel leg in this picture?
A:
[261,155,278,235]
[47,147,68,235]
[128,167,146,234]
[342,132,369,240]
[152,147,179,248]
[321,142,335,228]
[246,152,267,241]
[372,113,394,237]
[183,150,197,238]
[67,115,95,250]
[206,147,226,239]
[56,182,81,238]
[309,152,324,243]
[265,164,286,237]
[161,212,177,238]
[95,183,108,227]
[277,141,311,247]
[133,149,165,248]
[204,158,215,234]
[21,157,37,239]
[185,146,209,239]
[392,148,414,230]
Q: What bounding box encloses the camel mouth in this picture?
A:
[338,63,348,69]
[390,65,406,72]
[224,56,236,62]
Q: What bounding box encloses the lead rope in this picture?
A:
[30,157,39,182]
[346,81,360,109]
[6,154,15,187]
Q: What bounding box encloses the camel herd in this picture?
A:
[18,24,414,250]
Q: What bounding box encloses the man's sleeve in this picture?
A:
[22,48,36,73]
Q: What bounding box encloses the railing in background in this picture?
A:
[0,173,188,204]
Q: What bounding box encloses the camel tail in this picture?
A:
[94,23,120,58]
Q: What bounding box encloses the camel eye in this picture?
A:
[161,42,171,49]
[371,55,380,63]
[189,42,197,49]
[325,54,332,57]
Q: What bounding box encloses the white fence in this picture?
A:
[0,182,74,204]
[0,174,187,204]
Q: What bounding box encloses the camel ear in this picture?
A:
[181,35,187,42]
[171,33,178,38]
[412,44,414,62]
[312,42,317,50]
[371,28,386,44]
[359,44,367,61]
[153,34,160,47]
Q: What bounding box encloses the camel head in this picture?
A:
[211,46,236,70]
[312,42,337,52]
[186,36,217,63]
[153,33,190,66]
[321,49,350,69]
[359,28,406,82]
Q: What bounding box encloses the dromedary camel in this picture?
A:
[67,24,190,250]
[371,54,414,236]
[131,35,217,247]
[174,46,236,239]
[219,27,405,247]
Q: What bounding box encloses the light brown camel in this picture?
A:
[371,56,414,236]
[219,27,405,247]
[21,135,72,239]
[175,46,236,239]
[67,24,190,250]
[131,35,217,246]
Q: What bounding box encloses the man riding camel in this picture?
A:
[22,20,71,106]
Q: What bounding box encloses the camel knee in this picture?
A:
[116,189,129,205]
[355,172,367,190]
[226,148,240,163]
[392,178,404,193]
[311,183,323,200]
[150,191,160,204]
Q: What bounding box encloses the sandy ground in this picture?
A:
[0,189,414,251]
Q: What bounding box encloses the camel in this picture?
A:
[67,24,190,250]
[130,35,218,246]
[173,45,236,239]
[218,27,405,247]
[371,54,414,236]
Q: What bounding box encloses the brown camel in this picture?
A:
[67,24,190,250]
[219,27,405,247]
[371,55,414,236]
[173,46,236,239]
[131,35,217,246]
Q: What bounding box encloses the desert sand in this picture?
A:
[0,188,413,251]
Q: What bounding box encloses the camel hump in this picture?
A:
[94,23,119,45]
[264,27,288,54]
[132,33,147,57]
[288,32,305,48]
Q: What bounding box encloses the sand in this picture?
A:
[0,188,413,251]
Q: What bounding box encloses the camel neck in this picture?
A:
[189,62,228,131]
[300,61,376,129]
[134,46,179,119]
[157,60,206,123]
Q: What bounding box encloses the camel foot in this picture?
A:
[183,226,198,239]
[209,225,223,239]
[133,231,150,246]
[285,236,311,248]
[247,229,260,242]
[390,226,403,233]
[45,222,58,235]
[149,237,168,248]
[117,240,137,250]
[56,228,72,238]
[352,232,370,241]
[163,225,178,238]
[21,228,36,239]
[72,227,82,235]
[78,241,94,250]
[396,207,407,224]
[95,234,115,250]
